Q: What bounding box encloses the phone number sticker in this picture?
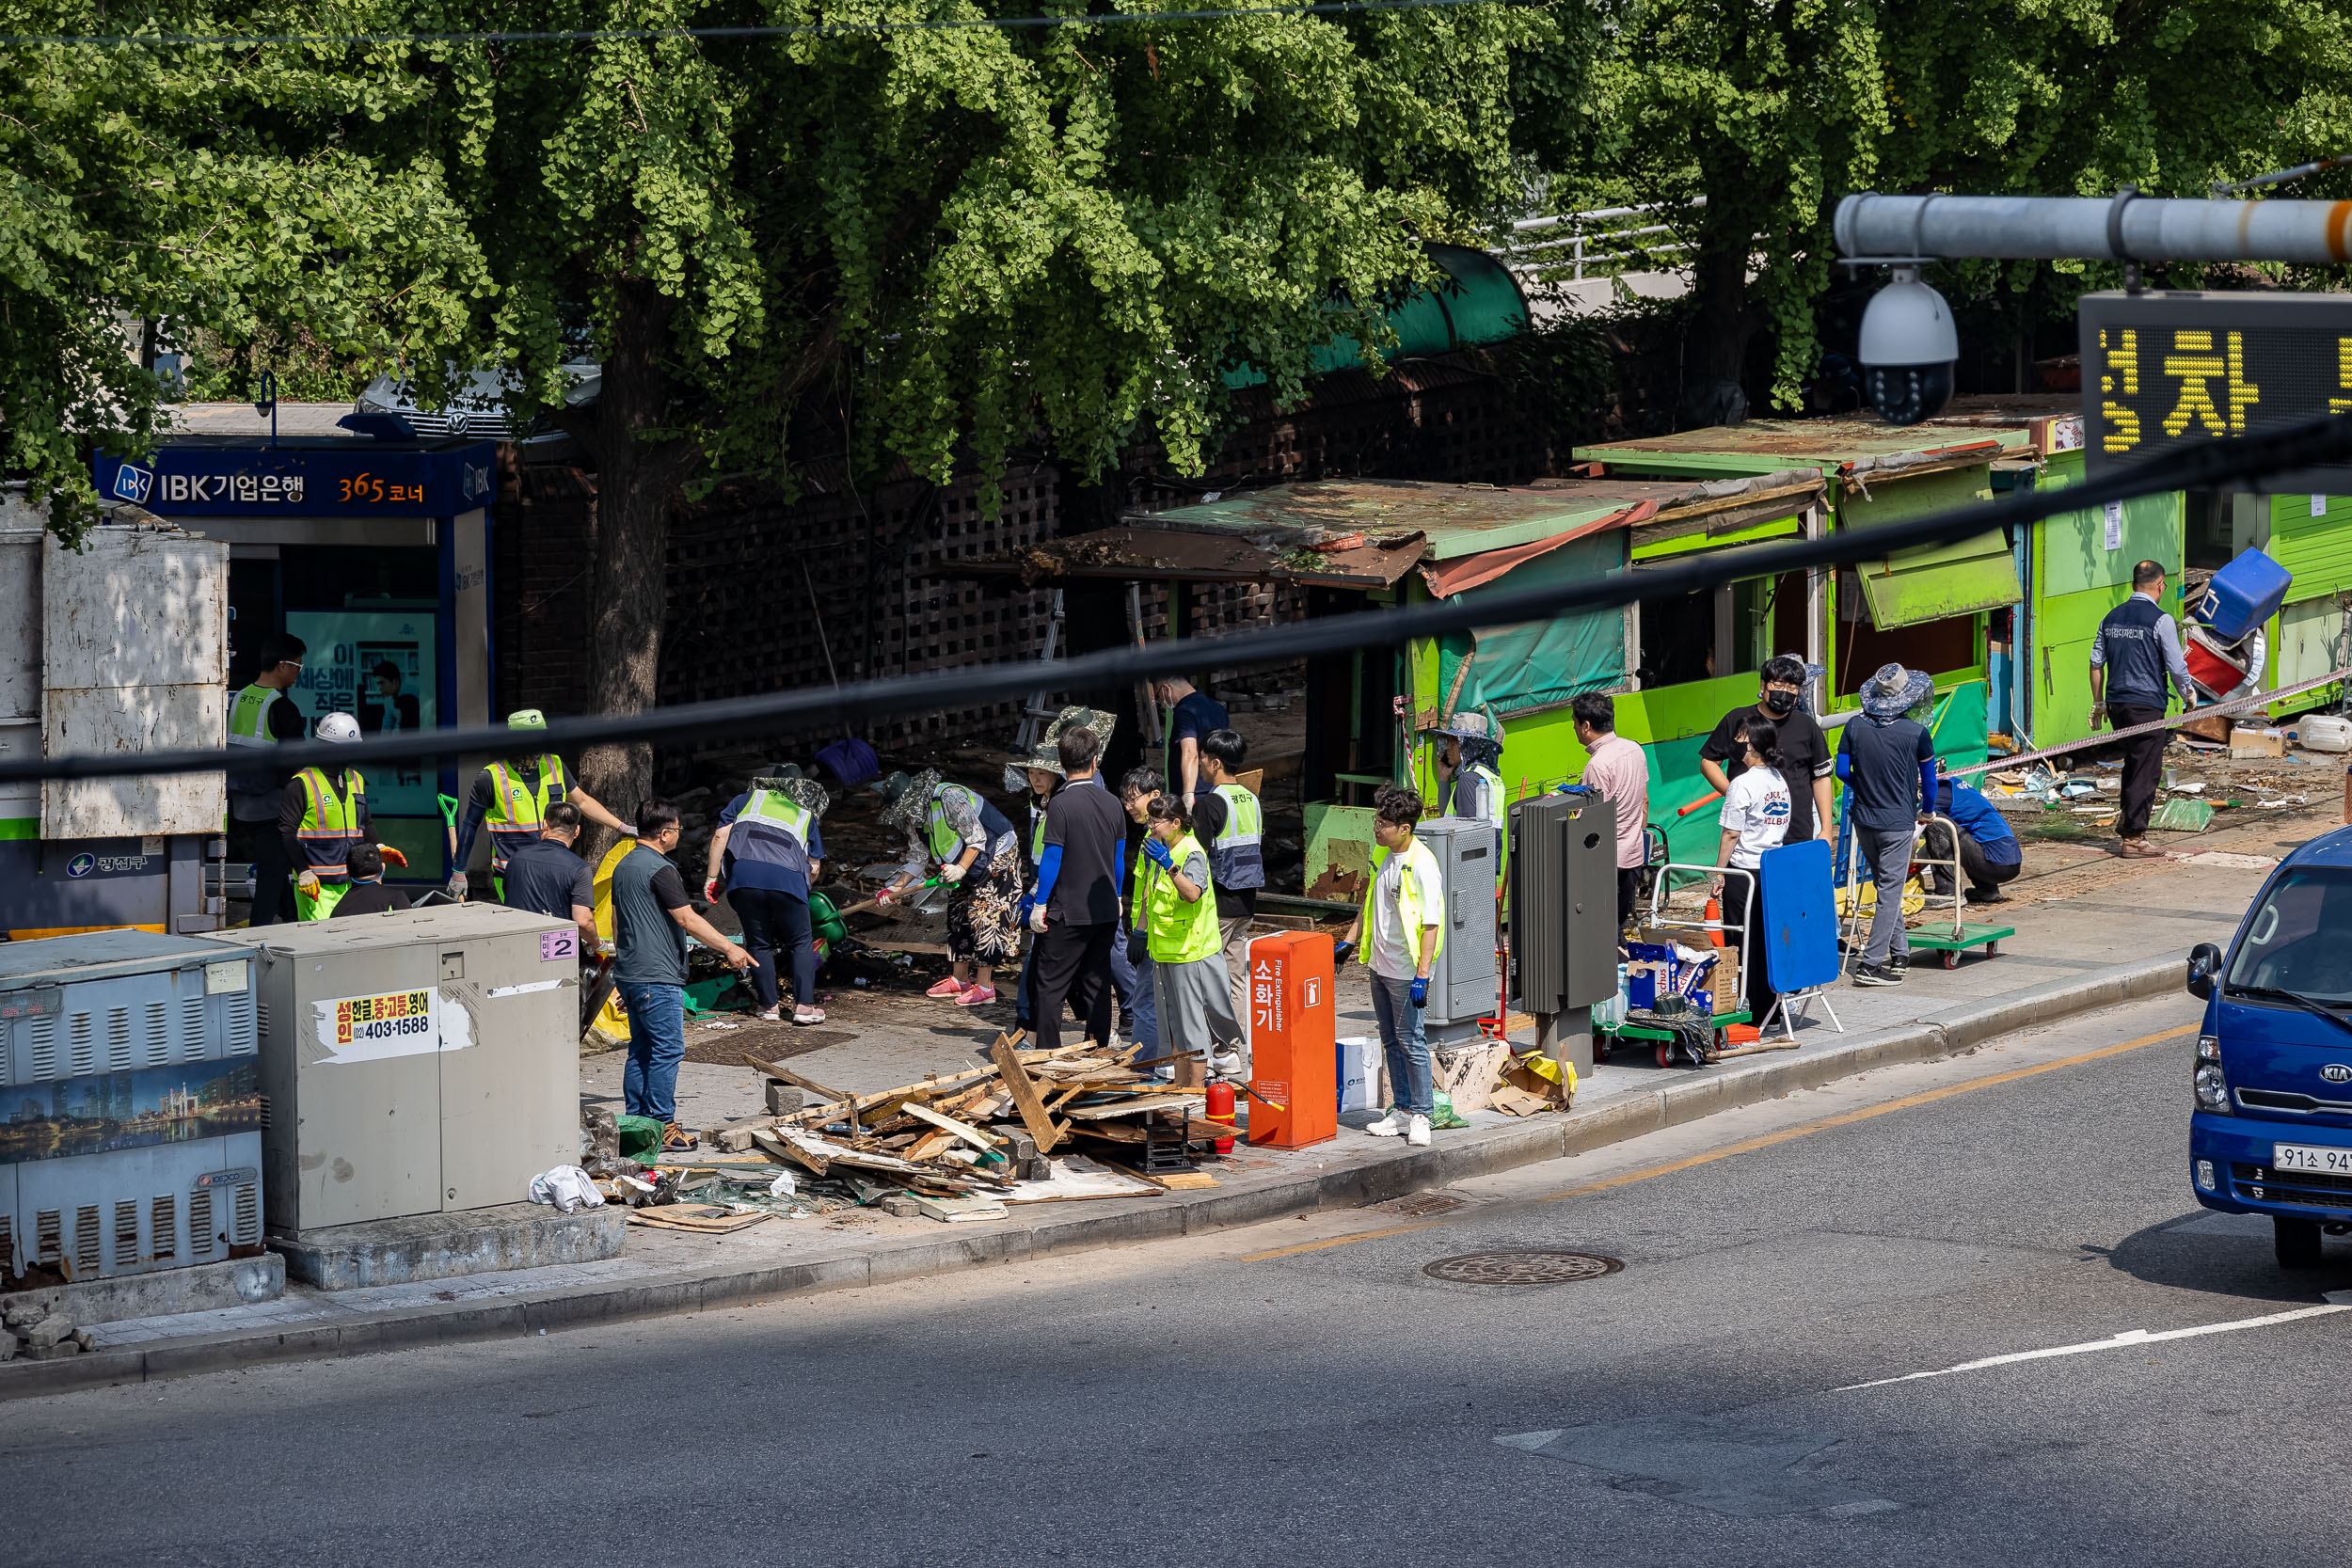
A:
[313,988,451,1063]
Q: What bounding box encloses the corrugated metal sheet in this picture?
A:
[1855,532,2023,629]
[41,524,229,839]
[2268,495,2352,597]
[1576,418,2035,479]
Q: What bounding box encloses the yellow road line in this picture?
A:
[1240,1022,2198,1262]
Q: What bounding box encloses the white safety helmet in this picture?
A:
[316,712,363,744]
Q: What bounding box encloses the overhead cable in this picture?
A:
[4,411,2347,789]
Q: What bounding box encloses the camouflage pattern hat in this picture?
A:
[1043,705,1118,751]
[753,763,832,817]
[873,768,941,828]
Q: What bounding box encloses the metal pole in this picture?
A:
[1836,193,2352,264]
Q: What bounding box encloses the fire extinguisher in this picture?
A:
[1204,1080,1237,1154]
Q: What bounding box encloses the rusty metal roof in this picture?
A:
[1574,416,2037,479]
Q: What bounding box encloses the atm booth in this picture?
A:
[93,436,500,890]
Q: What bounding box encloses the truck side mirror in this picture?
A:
[2185,942,2222,1001]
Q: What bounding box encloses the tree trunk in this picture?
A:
[578,281,697,856]
[1681,228,1756,428]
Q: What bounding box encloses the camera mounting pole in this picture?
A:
[1835,191,2352,267]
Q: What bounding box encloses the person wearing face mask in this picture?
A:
[1697,655,1833,847]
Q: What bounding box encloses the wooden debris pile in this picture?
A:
[723,1032,1236,1216]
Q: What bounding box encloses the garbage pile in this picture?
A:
[599,1036,1234,1231]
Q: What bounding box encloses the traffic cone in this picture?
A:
[1703,896,1726,946]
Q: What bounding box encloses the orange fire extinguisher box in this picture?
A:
[1246,931,1337,1148]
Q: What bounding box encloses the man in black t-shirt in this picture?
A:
[1025,726,1126,1053]
[1698,655,1833,845]
[501,800,601,952]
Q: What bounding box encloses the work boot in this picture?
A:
[1365,1106,1408,1137]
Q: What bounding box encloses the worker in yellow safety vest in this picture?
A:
[227,632,310,925]
[451,709,632,902]
[1136,793,1244,1074]
[1195,729,1262,1075]
[1426,708,1507,885]
[280,712,405,920]
[1335,784,1445,1147]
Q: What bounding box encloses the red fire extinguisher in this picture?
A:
[1204,1080,1237,1154]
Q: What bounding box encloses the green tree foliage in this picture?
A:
[0,4,487,538]
[1547,0,2352,412]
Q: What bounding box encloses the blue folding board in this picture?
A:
[1756,837,1839,994]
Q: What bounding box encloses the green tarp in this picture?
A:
[1435,535,1626,717]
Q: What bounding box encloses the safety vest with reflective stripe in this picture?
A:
[727,788,815,885]
[1142,832,1221,964]
[227,684,288,797]
[1357,834,1445,971]
[1456,764,1507,884]
[483,754,568,870]
[922,785,1012,866]
[293,768,367,878]
[1206,783,1264,891]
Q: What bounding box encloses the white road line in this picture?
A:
[1835,1291,2352,1392]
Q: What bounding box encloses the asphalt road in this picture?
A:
[13,992,2350,1567]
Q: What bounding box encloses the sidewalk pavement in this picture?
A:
[5,804,2328,1403]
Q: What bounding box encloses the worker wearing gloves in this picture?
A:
[1193,729,1263,1068]
[279,712,403,920]
[1335,784,1444,1148]
[1136,794,1245,1076]
[449,709,631,903]
[1427,709,1507,839]
[704,766,830,1026]
[874,768,1023,1006]
[227,633,309,926]
[1838,664,1940,987]
[1117,768,1162,1061]
[1023,726,1126,1053]
[2090,560,2198,858]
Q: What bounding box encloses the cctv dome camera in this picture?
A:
[1858,265,1959,426]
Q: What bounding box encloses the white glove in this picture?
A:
[448,871,469,900]
[939,862,967,884]
[1028,906,1048,934]
[704,877,722,903]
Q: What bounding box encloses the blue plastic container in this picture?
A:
[2194,548,2293,642]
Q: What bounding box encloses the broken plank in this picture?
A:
[628,1205,770,1233]
[741,1053,851,1103]
[903,1129,960,1162]
[901,1101,1003,1150]
[992,1036,1065,1155]
[1062,1094,1207,1121]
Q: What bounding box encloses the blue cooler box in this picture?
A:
[2194,548,2292,642]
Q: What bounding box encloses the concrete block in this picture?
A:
[0,1254,284,1329]
[24,1314,75,1350]
[272,1202,629,1290]
[72,1328,94,1352]
[23,1339,80,1361]
[765,1082,803,1116]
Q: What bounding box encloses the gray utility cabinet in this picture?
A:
[1407,816,1502,1044]
[1507,790,1619,1015]
[0,930,262,1282]
[215,903,579,1234]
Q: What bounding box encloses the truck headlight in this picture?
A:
[2194,1061,2231,1113]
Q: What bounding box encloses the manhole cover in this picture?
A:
[1423,1250,1624,1286]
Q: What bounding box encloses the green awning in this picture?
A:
[1855,529,2020,628]
[1435,533,1627,715]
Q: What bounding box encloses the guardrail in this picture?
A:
[1502,199,1703,280]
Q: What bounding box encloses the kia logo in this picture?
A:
[2323,1065,2352,1084]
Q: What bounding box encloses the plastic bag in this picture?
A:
[529,1164,606,1213]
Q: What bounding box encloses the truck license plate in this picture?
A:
[2273,1143,2352,1175]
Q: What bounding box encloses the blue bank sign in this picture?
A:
[96,444,498,518]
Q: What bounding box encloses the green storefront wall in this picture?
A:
[2024,451,2185,751]
[2265,494,2352,713]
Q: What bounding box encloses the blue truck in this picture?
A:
[2187,829,2352,1268]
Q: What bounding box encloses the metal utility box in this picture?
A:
[215,903,579,1233]
[0,930,262,1282]
[1508,791,1619,1014]
[1409,816,1502,1045]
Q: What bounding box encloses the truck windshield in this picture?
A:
[2226,865,2352,1006]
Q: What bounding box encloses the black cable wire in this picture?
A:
[6,411,2347,788]
[0,0,1498,48]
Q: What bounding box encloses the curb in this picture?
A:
[2,950,2188,1404]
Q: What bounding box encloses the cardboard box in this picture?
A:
[2231,726,2288,759]
[1629,930,1739,1014]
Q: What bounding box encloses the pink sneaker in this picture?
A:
[926,977,966,999]
[954,984,998,1007]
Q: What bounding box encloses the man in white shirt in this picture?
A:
[1336,784,1445,1148]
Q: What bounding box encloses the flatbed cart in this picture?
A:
[1840,813,2013,971]
[1602,862,1755,1067]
